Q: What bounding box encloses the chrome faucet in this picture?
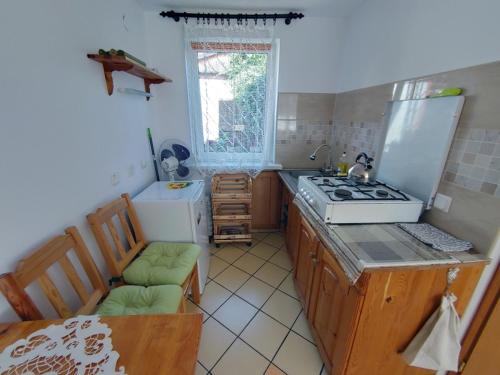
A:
[309,143,333,174]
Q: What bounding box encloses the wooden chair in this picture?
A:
[87,194,201,304]
[0,227,185,321]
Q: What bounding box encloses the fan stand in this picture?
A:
[167,171,176,181]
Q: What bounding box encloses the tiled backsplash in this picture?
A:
[276,93,335,169]
[331,121,383,164]
[444,128,500,196]
[331,60,500,254]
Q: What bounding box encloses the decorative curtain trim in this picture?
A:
[191,42,272,52]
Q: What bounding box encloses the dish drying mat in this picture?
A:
[397,223,473,252]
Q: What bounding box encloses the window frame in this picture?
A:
[185,36,279,167]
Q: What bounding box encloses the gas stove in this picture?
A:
[297,176,423,224]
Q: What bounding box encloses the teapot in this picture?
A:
[347,152,376,183]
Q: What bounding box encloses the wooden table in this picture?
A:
[0,313,203,375]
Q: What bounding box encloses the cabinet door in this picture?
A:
[309,242,364,375]
[294,216,319,313]
[286,201,300,268]
[252,171,282,230]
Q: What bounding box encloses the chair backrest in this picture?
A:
[0,227,107,320]
[87,193,147,278]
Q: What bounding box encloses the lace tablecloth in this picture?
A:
[0,315,125,375]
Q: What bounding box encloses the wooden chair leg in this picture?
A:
[191,266,201,304]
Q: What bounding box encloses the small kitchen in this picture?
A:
[1,1,499,375]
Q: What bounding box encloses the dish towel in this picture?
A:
[398,223,473,252]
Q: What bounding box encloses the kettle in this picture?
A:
[348,152,376,183]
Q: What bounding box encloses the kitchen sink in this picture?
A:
[285,169,323,178]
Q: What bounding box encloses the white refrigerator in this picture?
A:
[132,181,210,293]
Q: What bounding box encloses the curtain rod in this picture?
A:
[159,10,304,25]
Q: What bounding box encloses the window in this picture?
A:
[185,29,279,170]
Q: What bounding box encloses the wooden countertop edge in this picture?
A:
[361,258,490,274]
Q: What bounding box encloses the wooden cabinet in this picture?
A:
[282,185,300,267]
[251,171,282,231]
[294,216,319,314]
[309,242,364,375]
[286,201,301,267]
[287,211,486,375]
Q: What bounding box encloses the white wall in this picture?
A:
[336,0,500,92]
[0,0,156,320]
[143,13,343,147]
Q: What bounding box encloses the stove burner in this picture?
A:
[375,190,389,197]
[334,189,352,198]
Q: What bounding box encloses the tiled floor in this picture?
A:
[189,232,325,375]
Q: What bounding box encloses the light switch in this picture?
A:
[433,193,452,212]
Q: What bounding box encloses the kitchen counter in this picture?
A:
[278,169,324,195]
[279,171,488,282]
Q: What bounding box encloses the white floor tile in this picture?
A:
[265,364,287,375]
[234,241,258,251]
[214,266,251,292]
[278,273,299,300]
[254,262,289,287]
[213,295,258,334]
[196,361,208,375]
[262,290,302,327]
[249,242,280,260]
[215,246,246,263]
[273,332,323,375]
[292,311,315,343]
[268,250,293,271]
[198,281,232,314]
[241,312,288,360]
[212,339,269,375]
[251,232,268,242]
[233,253,266,274]
[262,233,285,248]
[198,318,236,370]
[236,277,275,308]
[209,256,230,278]
[186,299,208,321]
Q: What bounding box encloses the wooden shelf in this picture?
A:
[87,54,172,100]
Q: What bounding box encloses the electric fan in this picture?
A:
[157,139,192,180]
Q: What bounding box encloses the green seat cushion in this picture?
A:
[96,285,182,316]
[122,242,201,286]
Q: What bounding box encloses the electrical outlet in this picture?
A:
[433,193,452,212]
[128,164,135,177]
[111,173,120,186]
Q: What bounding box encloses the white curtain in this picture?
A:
[184,23,279,177]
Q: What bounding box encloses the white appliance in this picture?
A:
[132,181,210,293]
[297,176,423,224]
[377,96,465,209]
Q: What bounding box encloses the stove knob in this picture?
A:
[308,198,315,205]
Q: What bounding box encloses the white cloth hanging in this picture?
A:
[402,293,461,372]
